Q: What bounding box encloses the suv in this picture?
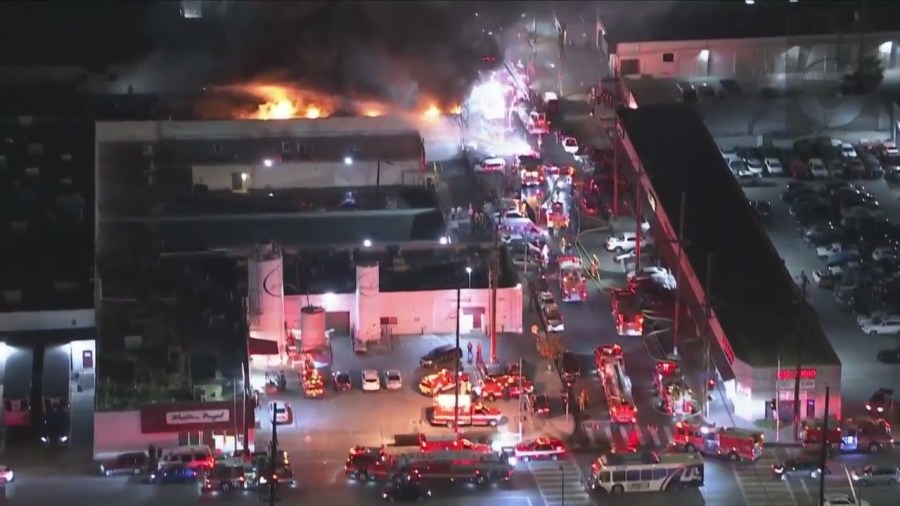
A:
[605,232,652,254]
[420,345,462,369]
[772,456,830,480]
[203,464,247,492]
[851,465,900,486]
[557,351,581,385]
[100,452,148,477]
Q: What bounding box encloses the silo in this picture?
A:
[247,243,285,351]
[299,306,326,351]
[356,262,381,342]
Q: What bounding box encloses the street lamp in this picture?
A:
[344,156,353,165]
[263,158,273,168]
[362,239,372,248]
[439,236,449,245]
[465,266,473,288]
[559,465,565,506]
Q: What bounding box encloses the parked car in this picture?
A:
[809,158,828,178]
[562,137,579,154]
[474,157,507,174]
[850,465,900,487]
[859,315,900,335]
[862,154,884,179]
[361,370,381,391]
[333,371,353,391]
[876,347,900,364]
[840,143,858,159]
[749,200,774,224]
[764,157,784,175]
[605,232,652,253]
[100,452,148,476]
[744,157,765,175]
[384,370,403,390]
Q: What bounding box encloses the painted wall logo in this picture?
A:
[165,409,230,425]
[796,45,865,130]
[263,265,283,298]
[358,267,378,297]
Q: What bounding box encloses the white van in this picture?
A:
[474,157,507,174]
[160,445,214,470]
[605,232,653,253]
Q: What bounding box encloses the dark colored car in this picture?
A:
[100,452,148,477]
[382,481,432,502]
[419,345,462,369]
[150,464,198,484]
[877,347,900,364]
[557,351,581,386]
[772,457,829,480]
[203,464,247,492]
[333,371,352,391]
[749,200,774,225]
[851,465,900,486]
[866,388,894,415]
[530,394,550,415]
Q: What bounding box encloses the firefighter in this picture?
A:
[578,390,589,412]
[589,259,598,279]
[559,236,568,252]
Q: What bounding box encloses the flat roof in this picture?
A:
[98,210,446,254]
[603,2,900,47]
[619,104,839,367]
[95,116,421,143]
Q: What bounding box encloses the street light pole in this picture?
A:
[672,192,687,357]
[454,280,461,435]
[559,465,565,506]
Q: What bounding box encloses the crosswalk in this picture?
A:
[581,420,676,449]
[526,459,592,506]
[733,449,799,506]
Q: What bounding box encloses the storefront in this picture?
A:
[731,361,842,423]
[93,400,255,459]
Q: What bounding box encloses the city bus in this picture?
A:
[585,451,703,494]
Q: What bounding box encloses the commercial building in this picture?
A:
[616,104,841,422]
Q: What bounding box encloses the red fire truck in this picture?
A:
[801,417,893,453]
[611,289,644,337]
[597,346,637,424]
[594,344,623,372]
[419,434,491,453]
[559,256,587,302]
[652,361,681,395]
[430,394,502,428]
[345,447,510,484]
[671,422,764,462]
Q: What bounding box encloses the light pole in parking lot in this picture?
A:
[672,192,687,357]
[466,266,473,288]
[559,464,565,506]
[454,265,463,435]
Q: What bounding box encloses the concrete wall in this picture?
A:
[732,361,842,422]
[192,159,423,190]
[93,410,178,459]
[616,32,900,89]
[284,287,524,338]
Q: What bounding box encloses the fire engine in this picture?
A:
[611,289,644,337]
[546,200,569,230]
[430,393,502,428]
[801,417,893,453]
[419,434,491,453]
[418,369,471,396]
[595,344,624,372]
[559,256,587,302]
[527,111,549,135]
[298,354,325,399]
[671,422,764,462]
[520,168,544,187]
[659,378,697,417]
[597,346,637,424]
[345,446,511,484]
[652,361,681,395]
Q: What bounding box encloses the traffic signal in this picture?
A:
[706,378,716,390]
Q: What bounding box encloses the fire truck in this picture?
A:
[345,446,511,484]
[801,417,893,453]
[597,346,638,424]
[671,422,764,462]
[559,256,587,302]
[430,393,502,428]
[298,354,325,398]
[546,200,569,230]
[418,369,471,396]
[595,344,623,372]
[653,361,681,395]
[659,378,696,417]
[527,111,549,135]
[419,434,491,453]
[611,289,644,337]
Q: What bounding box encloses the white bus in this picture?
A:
[586,451,703,494]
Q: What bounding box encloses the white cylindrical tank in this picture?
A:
[299,306,326,351]
[356,262,381,342]
[248,243,285,351]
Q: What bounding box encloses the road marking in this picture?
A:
[527,459,591,506]
[662,425,674,446]
[648,426,661,447]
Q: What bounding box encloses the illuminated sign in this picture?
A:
[776,368,817,381]
[719,336,735,365]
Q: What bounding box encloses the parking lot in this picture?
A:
[733,137,900,414]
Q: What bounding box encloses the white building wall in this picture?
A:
[355,263,381,342]
[192,159,422,191]
[93,411,179,459]
[247,245,284,351]
[732,358,841,422]
[284,286,524,337]
[0,309,95,332]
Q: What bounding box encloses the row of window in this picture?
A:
[598,468,669,483]
[142,140,313,157]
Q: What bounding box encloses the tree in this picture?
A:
[535,332,564,361]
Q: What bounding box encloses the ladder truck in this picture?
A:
[558,256,587,302]
[598,348,637,424]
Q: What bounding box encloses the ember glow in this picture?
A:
[422,105,441,120]
[238,84,335,120]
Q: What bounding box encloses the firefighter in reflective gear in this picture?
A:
[559,237,568,252]
[589,258,599,279]
[578,390,589,412]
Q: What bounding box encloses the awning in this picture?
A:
[248,338,279,356]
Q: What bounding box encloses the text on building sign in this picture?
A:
[165,409,230,425]
[776,368,817,381]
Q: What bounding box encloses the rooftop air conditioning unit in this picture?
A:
[2,290,22,303]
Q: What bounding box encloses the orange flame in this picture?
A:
[238,84,334,120]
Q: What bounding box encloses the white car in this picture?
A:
[840,143,858,159]
[0,465,13,483]
[744,157,765,176]
[871,246,898,262]
[384,370,402,390]
[809,158,828,178]
[537,291,555,308]
[543,305,564,332]
[815,242,844,259]
[361,370,381,391]
[764,158,784,175]
[267,401,293,425]
[474,157,506,174]
[728,159,755,178]
[824,494,869,506]
[562,137,579,154]
[605,232,652,253]
[860,315,900,336]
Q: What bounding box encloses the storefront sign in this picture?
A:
[777,368,817,381]
[165,409,230,425]
[777,379,815,390]
[140,401,252,434]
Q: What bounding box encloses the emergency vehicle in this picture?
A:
[303,370,325,398]
[520,167,544,187]
[586,452,704,494]
[801,417,893,453]
[430,393,502,428]
[652,361,681,395]
[597,346,638,424]
[546,200,569,229]
[345,447,510,484]
[559,256,587,302]
[659,379,697,418]
[513,437,567,462]
[419,434,491,453]
[527,112,549,135]
[671,422,763,461]
[418,369,470,396]
[595,344,624,372]
[611,289,645,337]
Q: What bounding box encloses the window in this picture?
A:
[625,470,640,482]
[611,470,626,482]
[212,143,223,155]
[653,468,668,480]
[599,471,611,483]
[662,53,675,63]
[640,469,654,481]
[619,59,640,75]
[281,141,293,154]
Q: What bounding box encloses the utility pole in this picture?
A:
[776,355,781,443]
[454,279,462,435]
[633,182,642,272]
[672,192,687,357]
[517,357,524,441]
[489,231,499,363]
[793,271,809,442]
[243,307,251,453]
[268,407,280,506]
[703,254,713,420]
[818,386,831,506]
